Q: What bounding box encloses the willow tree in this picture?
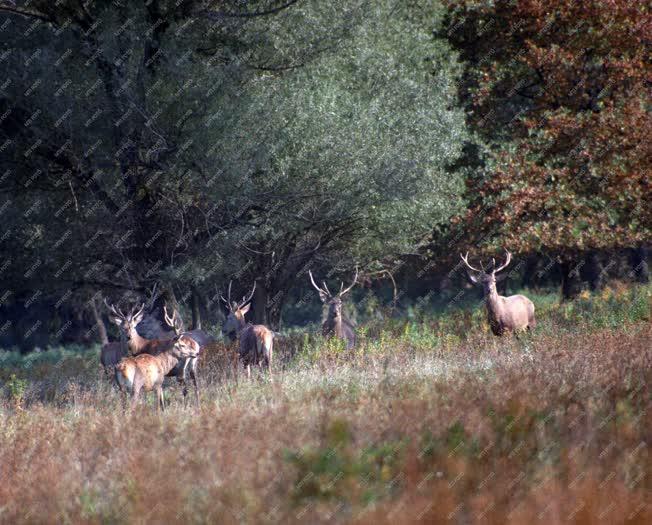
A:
[1,0,470,344]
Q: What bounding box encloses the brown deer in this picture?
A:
[105,300,206,405]
[308,267,357,349]
[220,281,275,379]
[100,336,127,379]
[114,334,200,410]
[460,250,536,336]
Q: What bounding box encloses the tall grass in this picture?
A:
[0,283,650,523]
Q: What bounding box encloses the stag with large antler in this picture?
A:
[105,297,209,406]
[460,250,536,336]
[221,281,276,379]
[308,267,358,349]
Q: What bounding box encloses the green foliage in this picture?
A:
[4,374,28,405]
[285,418,406,505]
[1,0,471,336]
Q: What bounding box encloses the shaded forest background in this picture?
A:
[0,0,649,351]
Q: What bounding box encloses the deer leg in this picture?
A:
[131,379,142,411]
[157,384,165,411]
[180,358,191,408]
[190,358,200,407]
[246,363,251,380]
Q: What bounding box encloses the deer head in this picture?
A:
[105,298,183,343]
[460,250,512,295]
[308,267,358,321]
[105,300,146,344]
[171,333,201,358]
[220,280,256,341]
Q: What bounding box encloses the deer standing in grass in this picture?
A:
[114,333,201,410]
[308,268,358,349]
[106,301,207,405]
[221,281,275,379]
[100,335,127,379]
[461,250,536,336]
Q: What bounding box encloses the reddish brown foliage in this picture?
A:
[446,0,651,255]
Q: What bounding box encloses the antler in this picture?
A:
[492,249,512,274]
[163,304,182,335]
[131,302,145,319]
[219,281,233,310]
[339,266,358,297]
[460,252,484,273]
[238,281,256,309]
[104,298,126,319]
[308,270,330,297]
[220,280,256,311]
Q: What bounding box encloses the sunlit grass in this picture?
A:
[0,283,650,523]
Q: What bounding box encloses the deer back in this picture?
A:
[100,341,127,367]
[239,324,274,364]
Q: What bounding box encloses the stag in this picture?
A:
[221,281,275,379]
[460,250,536,336]
[114,334,200,411]
[106,300,207,405]
[308,268,357,349]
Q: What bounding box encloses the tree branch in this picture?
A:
[0,4,52,23]
[198,0,300,20]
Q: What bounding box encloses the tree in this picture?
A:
[1,0,470,346]
[444,0,651,297]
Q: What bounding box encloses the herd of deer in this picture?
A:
[101,250,536,410]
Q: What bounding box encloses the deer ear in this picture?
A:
[240,303,251,315]
[110,317,123,326]
[132,311,144,324]
[318,291,329,303]
[466,271,481,285]
[495,272,509,282]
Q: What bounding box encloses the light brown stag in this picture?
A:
[106,301,205,405]
[308,267,358,349]
[221,281,275,379]
[460,250,536,336]
[114,333,200,410]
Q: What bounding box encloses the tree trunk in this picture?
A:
[90,295,109,345]
[266,293,284,330]
[583,251,605,291]
[252,281,267,326]
[520,254,539,289]
[630,245,650,283]
[560,259,582,301]
[191,286,201,330]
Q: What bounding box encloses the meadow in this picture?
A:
[1,283,651,524]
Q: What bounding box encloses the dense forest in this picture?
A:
[0,0,649,351]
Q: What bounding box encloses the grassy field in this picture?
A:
[1,284,651,524]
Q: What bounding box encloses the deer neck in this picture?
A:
[127,327,149,355]
[484,285,504,319]
[328,313,343,335]
[236,315,248,335]
[158,351,182,375]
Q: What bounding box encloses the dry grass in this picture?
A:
[1,286,651,524]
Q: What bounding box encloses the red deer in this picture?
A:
[460,250,536,336]
[114,334,200,410]
[308,268,357,349]
[100,337,127,379]
[105,300,209,406]
[221,281,275,379]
